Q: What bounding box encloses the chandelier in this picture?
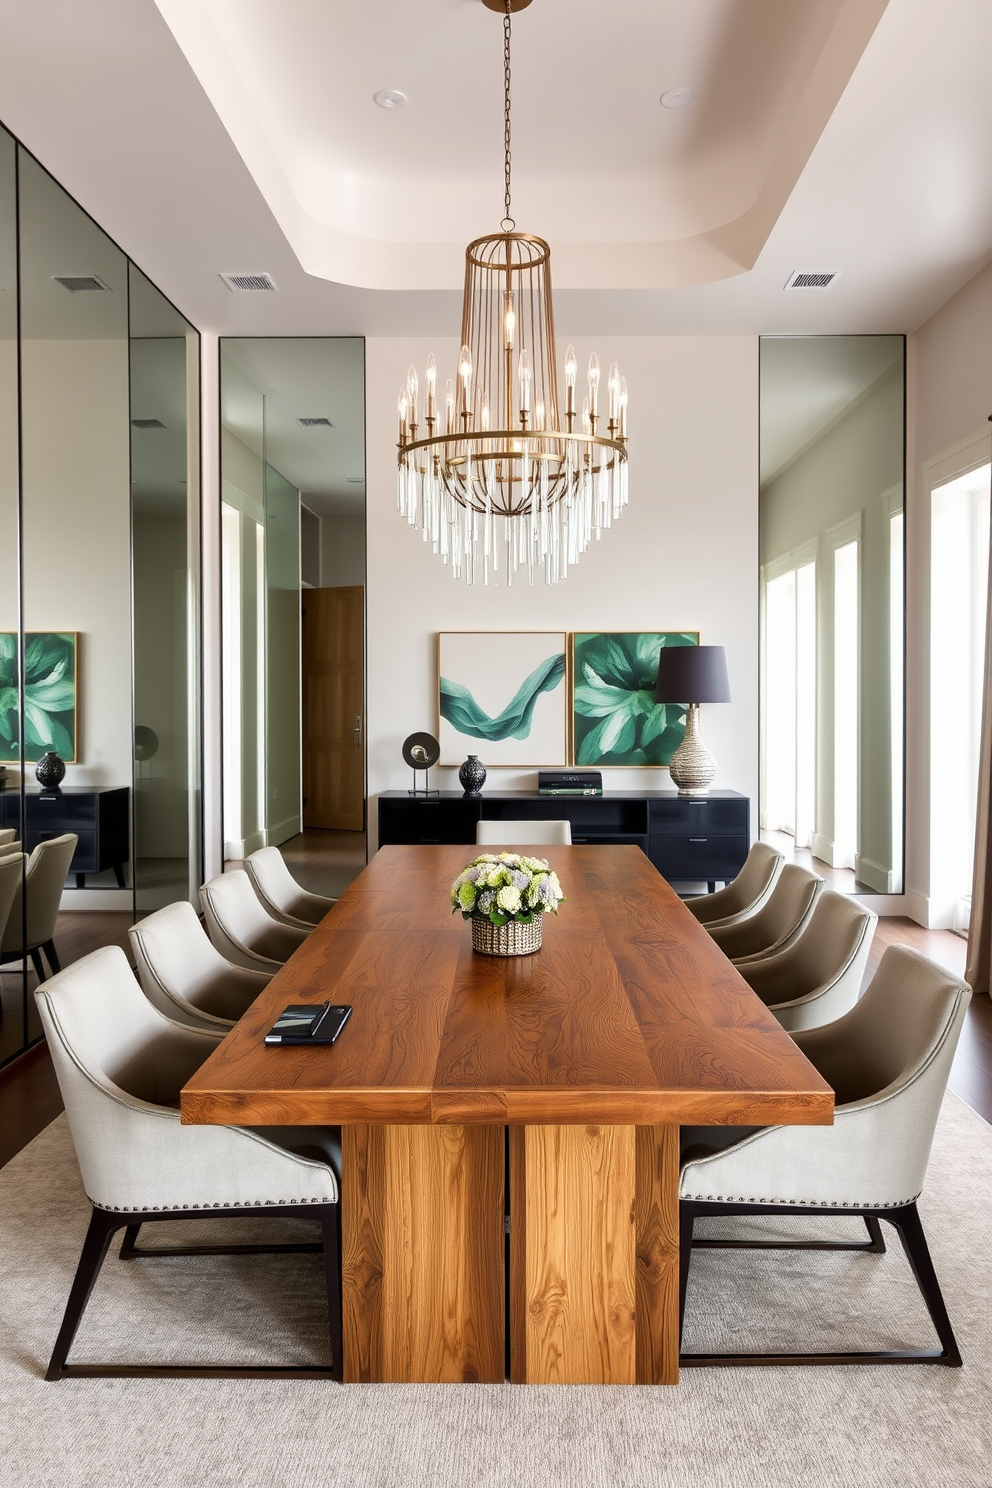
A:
[397,0,628,585]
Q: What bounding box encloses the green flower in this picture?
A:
[457,881,477,911]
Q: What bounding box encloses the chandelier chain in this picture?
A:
[501,0,514,232]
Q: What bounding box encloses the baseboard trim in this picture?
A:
[856,854,897,893]
[267,816,301,848]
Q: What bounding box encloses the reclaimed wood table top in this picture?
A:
[181,844,834,1129]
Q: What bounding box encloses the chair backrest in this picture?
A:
[476,819,572,846]
[707,863,822,959]
[796,944,971,1200]
[129,899,256,1023]
[0,827,17,845]
[245,845,305,918]
[0,852,24,941]
[200,868,306,967]
[741,889,877,1018]
[0,839,23,858]
[686,841,783,924]
[1,833,77,953]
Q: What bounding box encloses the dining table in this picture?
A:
[181,842,834,1386]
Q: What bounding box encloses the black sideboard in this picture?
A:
[376,789,749,890]
[0,786,130,888]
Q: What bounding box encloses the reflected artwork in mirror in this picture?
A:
[759,335,905,895]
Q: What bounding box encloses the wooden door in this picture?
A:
[302,586,365,830]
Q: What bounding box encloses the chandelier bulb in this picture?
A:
[458,344,473,416]
[619,376,628,437]
[535,396,545,431]
[444,378,456,435]
[518,346,532,413]
[565,344,577,387]
[397,386,409,444]
[503,290,516,350]
[425,353,437,393]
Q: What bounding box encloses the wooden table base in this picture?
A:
[342,1122,680,1386]
[342,1123,504,1383]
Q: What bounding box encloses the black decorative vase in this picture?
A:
[35,751,66,793]
[458,754,487,797]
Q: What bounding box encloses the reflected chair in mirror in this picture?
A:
[129,899,273,1032]
[737,890,878,1031]
[0,851,24,948]
[476,819,572,846]
[684,842,783,928]
[200,869,310,973]
[0,832,77,979]
[679,945,971,1367]
[0,838,22,858]
[705,863,823,965]
[244,846,336,929]
[35,945,342,1379]
[0,827,17,846]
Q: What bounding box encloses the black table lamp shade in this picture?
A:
[655,645,731,704]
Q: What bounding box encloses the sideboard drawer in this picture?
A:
[648,798,747,836]
[649,834,748,883]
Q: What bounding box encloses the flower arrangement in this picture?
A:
[451,852,565,927]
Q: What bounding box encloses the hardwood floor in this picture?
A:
[1,904,989,1170]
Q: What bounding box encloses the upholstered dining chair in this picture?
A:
[0,851,24,947]
[0,838,23,857]
[0,833,77,978]
[705,863,823,965]
[679,944,971,1367]
[244,846,336,928]
[129,899,273,1031]
[684,842,783,928]
[35,945,342,1379]
[0,827,18,847]
[476,819,572,846]
[200,869,311,973]
[736,890,878,1031]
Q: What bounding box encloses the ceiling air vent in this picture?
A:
[220,272,277,293]
[52,275,110,293]
[131,418,166,429]
[784,270,841,290]
[297,416,334,428]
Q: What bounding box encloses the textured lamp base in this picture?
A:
[669,704,716,796]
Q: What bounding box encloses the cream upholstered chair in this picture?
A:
[200,869,310,973]
[0,827,17,846]
[0,852,24,944]
[737,890,878,1031]
[684,842,783,928]
[705,863,823,965]
[245,846,336,928]
[476,819,572,846]
[0,838,23,858]
[35,945,342,1379]
[679,945,971,1367]
[129,899,272,1031]
[0,833,77,978]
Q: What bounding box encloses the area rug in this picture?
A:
[0,1097,989,1488]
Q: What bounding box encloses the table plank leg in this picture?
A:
[342,1123,504,1383]
[635,1123,680,1384]
[510,1124,636,1385]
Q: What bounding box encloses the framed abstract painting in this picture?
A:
[0,630,79,764]
[570,631,698,767]
[438,631,567,767]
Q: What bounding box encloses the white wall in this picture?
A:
[908,260,992,926]
[321,514,366,588]
[365,335,759,841]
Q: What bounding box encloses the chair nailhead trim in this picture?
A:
[101,1196,332,1212]
[683,1192,919,1206]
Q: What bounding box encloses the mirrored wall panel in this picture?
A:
[759,335,905,895]
[0,129,201,1067]
[219,338,366,877]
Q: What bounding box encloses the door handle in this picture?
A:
[353,715,362,750]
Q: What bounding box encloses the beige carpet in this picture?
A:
[1,1098,990,1488]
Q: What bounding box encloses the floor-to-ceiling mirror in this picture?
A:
[759,335,905,896]
[0,126,201,1067]
[219,338,366,899]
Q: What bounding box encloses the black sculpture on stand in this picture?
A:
[401,733,440,797]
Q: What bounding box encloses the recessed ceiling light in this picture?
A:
[660,87,695,110]
[373,89,407,110]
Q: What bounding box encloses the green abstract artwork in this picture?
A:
[0,631,78,764]
[571,631,698,767]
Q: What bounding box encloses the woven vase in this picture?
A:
[471,914,543,957]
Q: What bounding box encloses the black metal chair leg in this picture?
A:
[678,1202,696,1345]
[320,1204,344,1382]
[886,1204,962,1366]
[46,1207,120,1379]
[864,1214,886,1252]
[119,1223,142,1259]
[43,940,61,975]
[29,947,46,981]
